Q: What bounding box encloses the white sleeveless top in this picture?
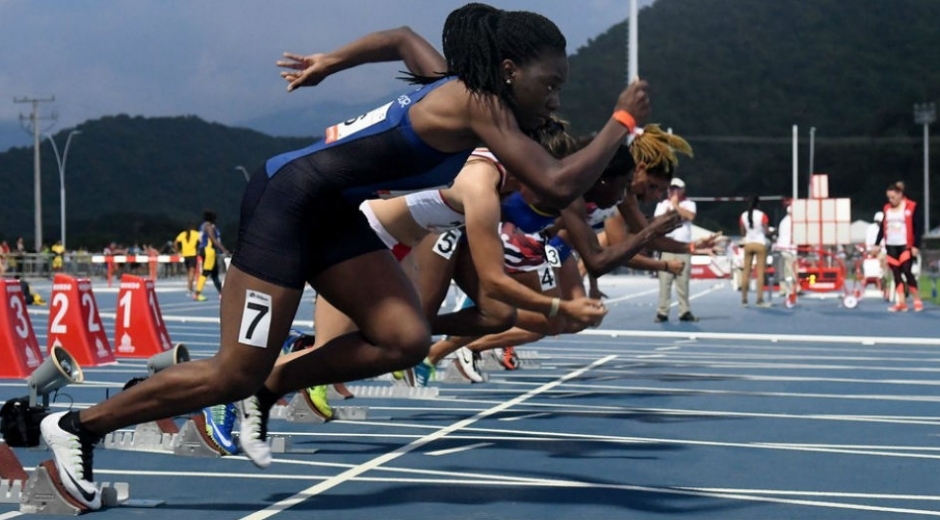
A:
[740,209,769,245]
[403,190,465,234]
[883,204,908,246]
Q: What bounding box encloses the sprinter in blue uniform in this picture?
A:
[41,4,651,509]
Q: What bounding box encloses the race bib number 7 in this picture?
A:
[239,290,272,348]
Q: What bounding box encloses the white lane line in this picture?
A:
[424,442,494,456]
[580,328,940,346]
[92,472,940,516]
[499,412,552,422]
[604,287,659,304]
[460,380,940,403]
[655,346,681,351]
[238,355,616,520]
[670,283,726,307]
[0,512,23,520]
[93,467,940,507]
[265,431,940,455]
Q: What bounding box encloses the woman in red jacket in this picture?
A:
[875,181,924,312]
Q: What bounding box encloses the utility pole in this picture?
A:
[914,103,935,234]
[14,96,56,252]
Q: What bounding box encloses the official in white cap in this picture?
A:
[653,177,698,322]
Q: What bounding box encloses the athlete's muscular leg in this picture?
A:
[78,266,302,435]
[431,243,517,336]
[438,271,566,360]
[262,249,431,393]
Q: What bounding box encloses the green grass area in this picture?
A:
[920,276,940,305]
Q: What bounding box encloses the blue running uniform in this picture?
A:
[233,77,475,288]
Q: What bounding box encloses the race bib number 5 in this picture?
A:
[239,290,272,348]
[433,229,463,259]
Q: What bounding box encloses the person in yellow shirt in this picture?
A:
[51,241,66,273]
[174,223,201,297]
[194,211,229,301]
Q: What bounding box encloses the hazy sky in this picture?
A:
[0,0,653,136]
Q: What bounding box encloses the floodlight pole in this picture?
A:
[791,125,798,201]
[807,127,816,198]
[914,103,935,234]
[627,0,638,83]
[46,130,81,249]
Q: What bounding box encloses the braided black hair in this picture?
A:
[406,3,566,103]
[747,196,760,228]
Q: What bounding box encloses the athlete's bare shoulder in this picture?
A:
[408,79,505,153]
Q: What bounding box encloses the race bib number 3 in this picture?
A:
[325,102,392,143]
[539,265,557,291]
[545,245,562,268]
[239,290,272,348]
[432,229,463,259]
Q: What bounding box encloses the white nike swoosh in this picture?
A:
[206,417,236,450]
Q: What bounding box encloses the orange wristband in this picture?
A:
[613,110,636,133]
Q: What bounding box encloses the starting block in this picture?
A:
[479,350,542,371]
[102,418,179,454]
[2,441,162,514]
[102,415,228,458]
[439,360,488,384]
[270,394,369,423]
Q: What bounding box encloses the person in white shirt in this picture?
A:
[865,211,884,251]
[772,202,800,305]
[654,178,698,322]
[739,195,771,307]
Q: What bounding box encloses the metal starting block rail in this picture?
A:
[271,394,369,424]
[102,415,225,458]
[102,415,300,456]
[330,384,439,399]
[478,350,543,371]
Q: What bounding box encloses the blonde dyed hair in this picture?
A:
[534,116,579,159]
[630,124,693,178]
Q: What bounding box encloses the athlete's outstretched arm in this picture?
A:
[613,196,690,254]
[453,164,605,325]
[470,82,650,209]
[561,199,679,278]
[279,26,445,91]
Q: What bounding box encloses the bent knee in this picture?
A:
[365,322,432,366]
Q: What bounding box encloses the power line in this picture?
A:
[685,135,939,145]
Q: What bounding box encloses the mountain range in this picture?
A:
[1,0,938,248]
